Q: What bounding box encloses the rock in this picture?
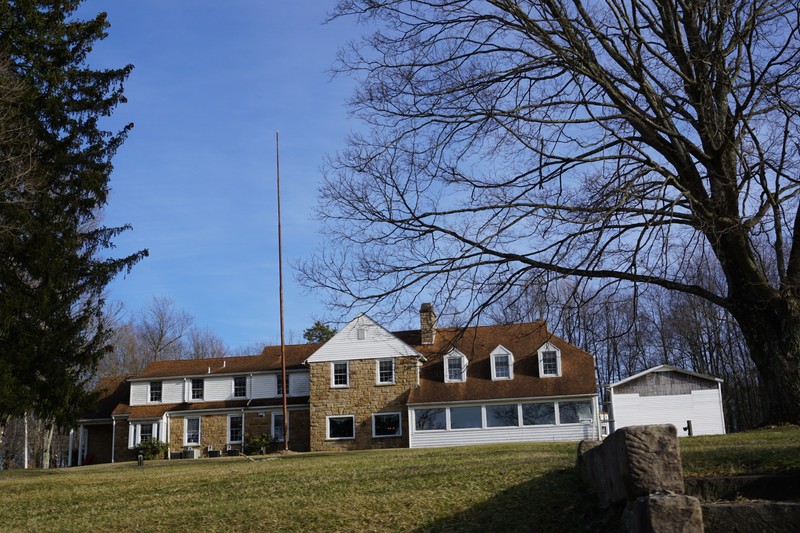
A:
[623,494,704,533]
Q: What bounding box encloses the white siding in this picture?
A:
[612,389,725,436]
[290,372,310,396]
[163,380,184,403]
[130,382,148,405]
[251,374,276,398]
[205,376,232,401]
[307,314,421,363]
[409,423,596,448]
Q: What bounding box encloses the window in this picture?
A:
[128,422,160,448]
[331,362,349,387]
[490,346,514,380]
[149,381,162,402]
[228,415,243,443]
[272,413,287,442]
[522,403,556,425]
[377,359,395,384]
[327,415,355,440]
[444,351,467,383]
[372,413,402,438]
[276,374,287,396]
[450,406,482,429]
[191,378,204,400]
[185,417,200,445]
[233,376,247,398]
[140,424,153,442]
[558,401,593,424]
[414,408,446,431]
[486,404,520,427]
[538,344,562,377]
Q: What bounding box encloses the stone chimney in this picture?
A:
[420,303,437,345]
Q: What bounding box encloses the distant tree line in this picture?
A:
[487,267,761,432]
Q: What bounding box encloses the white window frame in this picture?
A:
[228,414,243,444]
[184,417,201,446]
[490,346,514,380]
[326,415,355,440]
[191,378,204,400]
[271,412,288,442]
[233,376,247,398]
[444,349,467,383]
[149,381,162,403]
[331,361,350,388]
[538,343,562,377]
[128,421,161,448]
[376,358,395,385]
[372,412,402,438]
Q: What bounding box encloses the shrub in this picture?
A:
[133,439,169,460]
[244,432,276,455]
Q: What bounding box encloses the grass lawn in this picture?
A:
[1,426,797,532]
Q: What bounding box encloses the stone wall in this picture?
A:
[244,409,310,452]
[577,424,704,532]
[85,424,113,464]
[309,357,418,451]
[169,416,183,453]
[113,419,134,462]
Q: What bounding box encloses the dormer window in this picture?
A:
[444,350,467,383]
[538,343,562,377]
[490,346,514,380]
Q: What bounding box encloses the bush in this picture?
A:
[244,432,277,455]
[133,439,169,460]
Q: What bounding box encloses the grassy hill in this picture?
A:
[1,426,797,532]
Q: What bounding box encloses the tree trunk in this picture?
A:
[41,422,54,470]
[733,301,800,425]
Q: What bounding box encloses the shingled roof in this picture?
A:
[82,375,131,420]
[115,396,310,419]
[401,322,596,404]
[130,343,322,380]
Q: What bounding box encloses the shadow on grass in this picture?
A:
[413,467,620,533]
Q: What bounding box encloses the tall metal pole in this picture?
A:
[276,131,289,452]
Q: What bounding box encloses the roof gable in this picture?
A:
[306,313,423,363]
[609,364,723,388]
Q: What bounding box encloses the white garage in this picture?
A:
[608,365,725,436]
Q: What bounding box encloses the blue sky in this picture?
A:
[80,1,363,351]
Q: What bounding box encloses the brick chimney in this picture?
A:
[420,303,437,345]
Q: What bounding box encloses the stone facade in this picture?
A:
[113,419,134,463]
[244,409,310,452]
[309,356,418,451]
[169,416,184,453]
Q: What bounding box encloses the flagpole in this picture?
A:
[276,130,289,452]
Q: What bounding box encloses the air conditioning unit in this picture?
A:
[182,447,199,459]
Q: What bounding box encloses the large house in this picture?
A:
[74,305,599,464]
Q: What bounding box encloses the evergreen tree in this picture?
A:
[0,1,146,429]
[302,321,337,344]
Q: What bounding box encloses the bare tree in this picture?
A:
[138,296,193,365]
[186,326,228,359]
[303,0,800,423]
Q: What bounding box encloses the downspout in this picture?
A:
[111,418,116,464]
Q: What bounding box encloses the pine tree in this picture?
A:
[0,1,146,429]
